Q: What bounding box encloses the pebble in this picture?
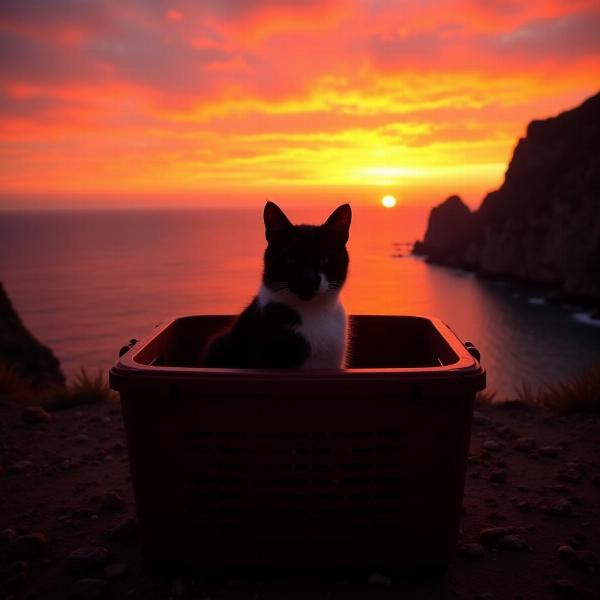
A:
[499,534,528,551]
[22,406,52,424]
[514,438,536,452]
[557,469,583,482]
[472,411,492,425]
[517,499,532,512]
[71,578,108,599]
[592,474,600,486]
[538,446,560,457]
[557,545,576,560]
[75,433,89,443]
[8,533,47,559]
[368,572,392,588]
[2,561,29,591]
[552,578,592,598]
[171,578,189,597]
[1,528,17,545]
[489,468,507,483]
[482,439,501,451]
[480,527,512,543]
[458,543,485,557]
[543,498,572,516]
[104,562,128,579]
[8,460,33,474]
[67,546,109,573]
[109,517,137,541]
[101,491,126,511]
[570,550,599,571]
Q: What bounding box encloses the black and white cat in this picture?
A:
[204,201,351,368]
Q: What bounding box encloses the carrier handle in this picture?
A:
[119,338,139,358]
[464,341,480,362]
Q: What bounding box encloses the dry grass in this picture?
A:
[42,368,116,410]
[0,363,116,410]
[515,362,600,415]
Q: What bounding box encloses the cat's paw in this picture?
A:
[263,301,301,326]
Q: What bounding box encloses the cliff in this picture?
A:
[0,282,65,388]
[414,91,600,300]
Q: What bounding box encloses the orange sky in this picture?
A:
[0,0,599,209]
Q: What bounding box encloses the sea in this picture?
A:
[1,205,599,399]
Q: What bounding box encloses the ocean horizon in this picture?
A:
[1,205,599,399]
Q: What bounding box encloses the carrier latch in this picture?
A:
[119,338,139,358]
[464,341,480,362]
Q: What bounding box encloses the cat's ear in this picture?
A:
[264,201,293,243]
[323,204,352,244]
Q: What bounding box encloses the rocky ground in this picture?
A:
[1,399,599,600]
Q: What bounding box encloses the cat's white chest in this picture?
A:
[294,303,347,369]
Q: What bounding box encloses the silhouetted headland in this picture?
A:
[414,91,600,305]
[0,282,65,389]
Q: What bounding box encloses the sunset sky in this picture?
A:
[0,0,599,209]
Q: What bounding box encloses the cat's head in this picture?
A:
[263,201,351,302]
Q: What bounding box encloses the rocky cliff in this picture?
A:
[0,282,65,388]
[414,91,600,301]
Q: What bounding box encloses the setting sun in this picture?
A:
[381,195,397,208]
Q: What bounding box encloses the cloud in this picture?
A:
[0,0,598,202]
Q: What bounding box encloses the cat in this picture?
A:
[203,201,351,368]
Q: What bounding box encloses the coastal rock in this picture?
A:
[412,195,475,263]
[0,282,65,388]
[412,91,600,301]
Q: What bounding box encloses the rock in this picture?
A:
[67,546,109,573]
[171,578,188,597]
[592,474,600,486]
[483,440,502,452]
[109,517,137,542]
[557,545,576,560]
[75,433,89,443]
[22,406,52,424]
[543,498,573,516]
[480,527,512,543]
[1,561,29,591]
[8,533,47,559]
[8,460,33,474]
[499,534,528,551]
[0,281,65,388]
[570,550,599,571]
[517,499,532,512]
[104,562,128,579]
[101,416,111,424]
[472,411,492,425]
[553,578,592,598]
[489,468,507,483]
[458,543,485,557]
[100,491,126,512]
[557,469,583,482]
[413,92,600,301]
[514,438,536,452]
[71,578,108,599]
[368,572,392,588]
[539,446,560,457]
[1,528,17,545]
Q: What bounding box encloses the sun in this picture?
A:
[381,195,397,208]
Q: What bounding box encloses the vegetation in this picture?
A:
[0,363,116,409]
[42,368,116,410]
[516,361,600,415]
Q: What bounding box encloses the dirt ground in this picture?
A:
[1,399,599,599]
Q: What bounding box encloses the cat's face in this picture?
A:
[263,202,351,302]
